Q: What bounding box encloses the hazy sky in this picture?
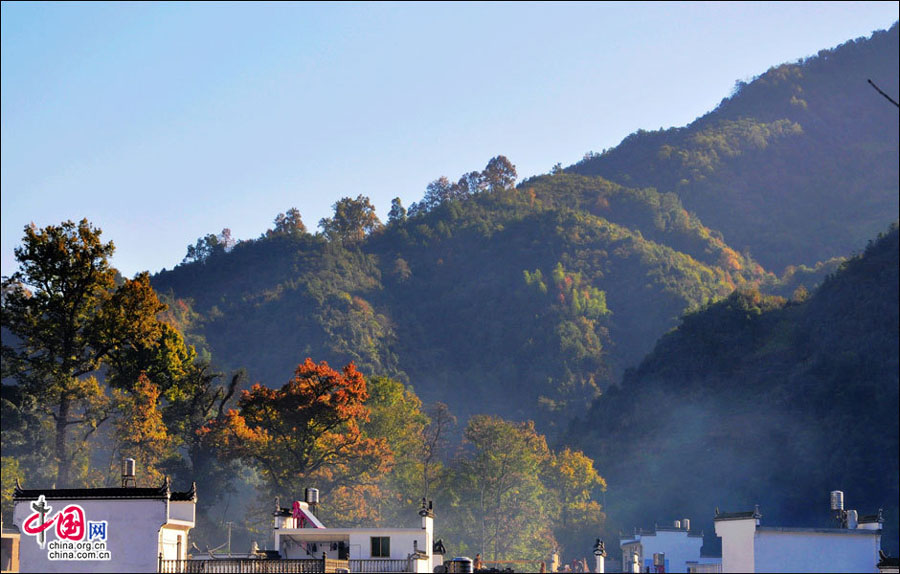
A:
[2,2,898,278]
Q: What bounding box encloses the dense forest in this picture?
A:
[151,169,773,433]
[570,224,900,553]
[571,22,899,271]
[2,22,898,563]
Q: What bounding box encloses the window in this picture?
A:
[370,536,390,558]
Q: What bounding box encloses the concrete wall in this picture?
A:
[621,531,707,573]
[15,498,167,573]
[753,529,880,573]
[168,501,195,524]
[715,518,758,574]
[637,531,704,573]
[348,530,427,559]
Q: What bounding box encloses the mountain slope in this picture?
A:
[153,174,766,431]
[570,23,899,271]
[568,224,899,552]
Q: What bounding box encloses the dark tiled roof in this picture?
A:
[714,506,762,522]
[170,482,197,502]
[878,550,900,568]
[13,477,195,502]
[433,539,447,555]
[859,509,884,524]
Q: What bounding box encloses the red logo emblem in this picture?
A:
[56,505,86,541]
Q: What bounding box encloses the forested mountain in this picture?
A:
[152,24,898,435]
[3,23,898,561]
[570,23,899,271]
[153,172,768,432]
[569,225,899,552]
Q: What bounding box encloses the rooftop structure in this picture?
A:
[620,518,721,573]
[714,492,884,573]
[12,471,196,573]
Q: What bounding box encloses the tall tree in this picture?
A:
[422,402,455,501]
[455,416,554,562]
[543,448,606,554]
[270,207,308,237]
[341,376,427,526]
[182,228,235,264]
[388,198,407,225]
[109,373,174,486]
[202,358,390,497]
[1,220,166,486]
[319,195,383,243]
[481,155,517,192]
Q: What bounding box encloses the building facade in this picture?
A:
[620,520,721,573]
[12,478,195,573]
[714,506,883,573]
[272,498,437,573]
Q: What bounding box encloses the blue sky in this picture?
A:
[2,1,898,278]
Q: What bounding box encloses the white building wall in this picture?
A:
[348,530,427,559]
[14,498,167,573]
[636,531,704,573]
[753,530,880,573]
[715,518,758,574]
[168,501,195,523]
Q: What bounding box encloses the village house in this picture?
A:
[714,491,885,573]
[12,460,196,573]
[619,518,722,573]
[270,491,442,573]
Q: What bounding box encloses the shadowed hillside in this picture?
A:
[571,23,899,271]
[569,224,899,553]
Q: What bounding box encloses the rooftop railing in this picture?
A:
[159,555,416,573]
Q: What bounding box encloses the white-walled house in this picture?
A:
[620,519,722,573]
[12,477,196,573]
[714,504,884,573]
[272,498,439,573]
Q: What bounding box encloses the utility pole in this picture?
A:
[225,521,235,555]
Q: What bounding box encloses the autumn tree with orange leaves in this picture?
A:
[202,358,392,500]
[109,373,175,486]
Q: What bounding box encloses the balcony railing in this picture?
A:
[349,558,414,572]
[159,556,415,573]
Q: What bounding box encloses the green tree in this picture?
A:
[454,416,555,562]
[319,195,383,243]
[270,207,308,237]
[422,402,455,501]
[183,228,235,264]
[388,198,407,225]
[1,220,167,487]
[543,448,606,553]
[359,376,429,525]
[481,155,517,192]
